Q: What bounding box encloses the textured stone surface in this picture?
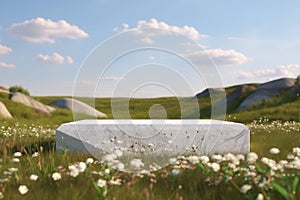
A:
[10,92,55,115]
[0,85,9,94]
[0,101,13,118]
[238,78,296,111]
[216,84,256,109]
[50,98,107,118]
[56,119,250,156]
[195,88,225,98]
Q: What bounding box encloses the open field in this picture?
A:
[1,89,299,126]
[0,120,299,199]
[0,94,300,199]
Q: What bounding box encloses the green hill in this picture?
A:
[1,77,299,127]
[0,93,299,128]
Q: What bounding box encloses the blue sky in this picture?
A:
[0,0,300,97]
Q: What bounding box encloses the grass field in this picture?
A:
[0,92,299,199]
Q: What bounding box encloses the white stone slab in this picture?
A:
[56,120,249,172]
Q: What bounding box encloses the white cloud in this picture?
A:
[117,18,207,42]
[277,64,299,77]
[101,76,123,81]
[0,61,15,68]
[36,52,74,65]
[140,37,154,44]
[122,23,129,30]
[0,44,12,55]
[114,19,247,66]
[113,27,118,32]
[255,69,277,77]
[8,17,88,43]
[66,56,74,64]
[236,70,255,79]
[236,64,299,80]
[184,48,247,66]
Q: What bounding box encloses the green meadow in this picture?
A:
[0,91,299,199]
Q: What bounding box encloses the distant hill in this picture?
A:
[0,77,299,126]
[195,77,299,112]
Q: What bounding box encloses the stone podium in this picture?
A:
[56,120,249,172]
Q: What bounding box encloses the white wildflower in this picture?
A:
[68,165,79,177]
[241,184,252,193]
[245,171,257,177]
[3,172,10,176]
[86,158,94,164]
[68,165,76,171]
[104,168,110,174]
[261,157,277,170]
[261,157,269,164]
[171,169,180,176]
[211,154,223,162]
[78,162,86,172]
[31,152,39,158]
[224,153,236,161]
[140,170,150,174]
[278,160,288,167]
[32,152,39,158]
[224,153,240,165]
[210,162,220,172]
[97,179,107,188]
[236,154,245,161]
[18,185,29,195]
[70,169,79,177]
[12,158,20,163]
[114,162,125,171]
[188,156,199,164]
[109,178,122,185]
[269,148,280,154]
[169,158,177,165]
[258,178,268,188]
[52,172,62,181]
[130,159,144,169]
[287,153,295,160]
[247,152,258,163]
[8,167,18,173]
[228,162,237,170]
[293,147,300,156]
[287,159,300,169]
[102,154,117,162]
[199,156,209,164]
[29,174,38,181]
[256,193,264,200]
[13,152,22,157]
[0,178,8,183]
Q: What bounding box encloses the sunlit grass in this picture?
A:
[0,92,299,199]
[0,121,299,199]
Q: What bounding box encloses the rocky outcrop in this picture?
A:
[0,85,9,94]
[195,88,225,98]
[10,92,55,115]
[50,98,107,118]
[0,101,13,118]
[237,78,296,111]
[216,84,257,109]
